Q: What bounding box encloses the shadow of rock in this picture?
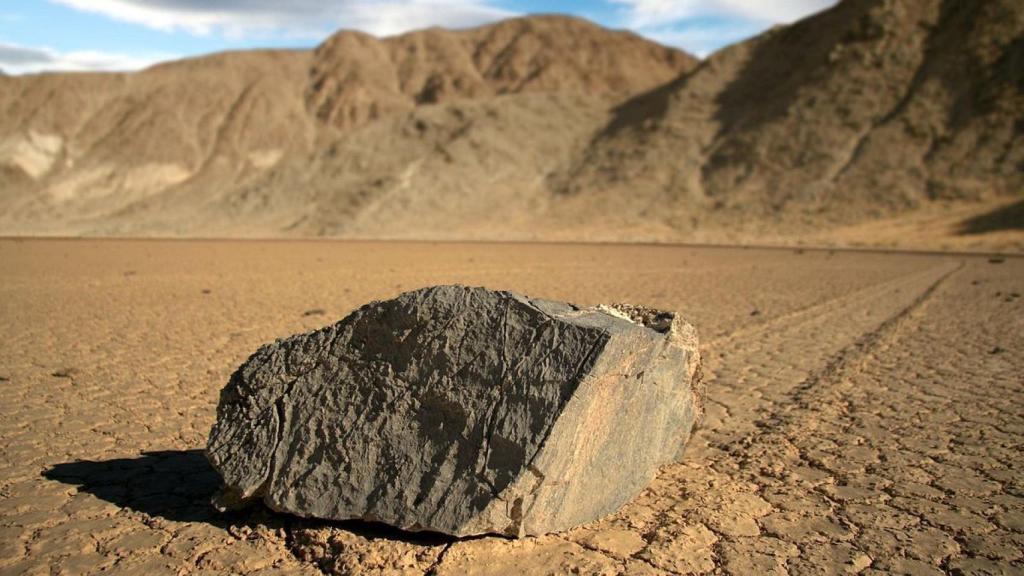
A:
[958,199,1024,235]
[44,450,227,525]
[43,449,457,546]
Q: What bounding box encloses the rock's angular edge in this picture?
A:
[206,285,702,537]
[598,302,705,432]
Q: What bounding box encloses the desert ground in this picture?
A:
[0,239,1021,575]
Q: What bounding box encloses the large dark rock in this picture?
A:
[206,285,703,537]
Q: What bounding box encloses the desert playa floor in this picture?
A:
[0,239,1021,575]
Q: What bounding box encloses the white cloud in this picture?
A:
[613,0,836,27]
[639,20,763,58]
[716,0,836,23]
[0,41,172,74]
[48,0,516,39]
[611,0,836,56]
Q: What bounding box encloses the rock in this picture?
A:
[206,285,703,537]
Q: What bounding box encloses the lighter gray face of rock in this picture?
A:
[206,285,702,537]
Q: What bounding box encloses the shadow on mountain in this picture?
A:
[599,71,692,138]
[710,2,863,137]
[958,199,1024,235]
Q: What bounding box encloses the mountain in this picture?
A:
[0,4,1019,247]
[0,16,693,237]
[557,0,1023,239]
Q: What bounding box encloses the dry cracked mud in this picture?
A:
[1,239,1021,575]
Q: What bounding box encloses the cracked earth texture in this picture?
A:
[0,239,1021,575]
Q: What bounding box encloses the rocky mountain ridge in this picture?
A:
[0,2,1019,247]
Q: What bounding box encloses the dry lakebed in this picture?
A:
[0,239,1021,575]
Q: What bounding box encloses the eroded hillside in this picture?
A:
[0,4,1019,248]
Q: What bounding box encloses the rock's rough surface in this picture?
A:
[206,285,702,537]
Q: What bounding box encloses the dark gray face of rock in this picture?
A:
[206,285,702,537]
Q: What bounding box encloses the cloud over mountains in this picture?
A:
[0,41,168,74]
[50,0,515,38]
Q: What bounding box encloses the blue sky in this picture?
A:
[0,0,836,74]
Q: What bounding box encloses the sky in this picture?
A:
[0,0,837,74]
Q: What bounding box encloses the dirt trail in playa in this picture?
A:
[0,240,1020,575]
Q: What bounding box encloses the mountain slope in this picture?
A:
[307,16,691,128]
[558,0,1022,238]
[0,50,317,231]
[0,16,694,236]
[0,4,1019,247]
